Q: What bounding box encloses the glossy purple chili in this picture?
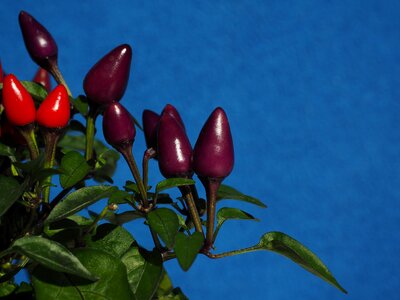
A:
[142,109,160,150]
[19,11,58,70]
[162,104,186,130]
[102,103,136,151]
[157,112,193,178]
[193,107,234,180]
[83,44,132,106]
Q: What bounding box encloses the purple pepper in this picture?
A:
[19,11,58,70]
[157,111,193,178]
[83,44,132,106]
[102,103,136,151]
[193,107,234,180]
[142,109,160,150]
[162,104,186,130]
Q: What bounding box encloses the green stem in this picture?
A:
[191,184,205,216]
[161,251,176,262]
[121,146,149,208]
[203,245,261,259]
[149,225,162,250]
[179,186,204,237]
[18,125,39,160]
[85,108,97,161]
[85,206,109,235]
[143,148,156,190]
[42,129,60,203]
[202,178,222,251]
[48,63,72,97]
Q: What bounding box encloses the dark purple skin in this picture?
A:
[83,44,132,106]
[19,11,58,70]
[157,112,193,178]
[193,107,234,179]
[142,109,160,150]
[162,104,185,130]
[102,103,136,151]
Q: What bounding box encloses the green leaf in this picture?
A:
[58,134,86,152]
[217,184,267,208]
[122,247,163,300]
[174,232,204,271]
[14,282,33,298]
[73,95,89,116]
[93,148,120,183]
[86,223,135,257]
[0,176,27,217]
[59,151,91,188]
[9,236,96,281]
[147,208,180,248]
[67,120,87,134]
[156,272,188,300]
[13,153,44,175]
[108,189,132,204]
[108,211,144,225]
[45,185,117,224]
[20,81,48,102]
[258,232,347,293]
[213,207,258,242]
[155,178,195,194]
[0,282,16,297]
[32,248,134,300]
[0,143,16,161]
[124,180,140,194]
[35,168,63,183]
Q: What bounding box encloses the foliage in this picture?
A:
[0,10,346,300]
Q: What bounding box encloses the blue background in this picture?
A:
[1,1,399,299]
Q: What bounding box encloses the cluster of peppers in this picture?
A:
[1,10,236,252]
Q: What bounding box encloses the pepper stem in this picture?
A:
[48,63,72,97]
[41,128,61,203]
[18,124,39,160]
[142,148,156,190]
[85,107,98,161]
[179,185,204,237]
[201,177,222,251]
[120,145,149,208]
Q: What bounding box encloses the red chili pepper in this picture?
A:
[37,85,70,128]
[0,60,3,83]
[33,67,51,92]
[2,74,36,126]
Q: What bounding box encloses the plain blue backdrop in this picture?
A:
[1,1,400,299]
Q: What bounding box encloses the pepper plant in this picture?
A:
[0,10,347,299]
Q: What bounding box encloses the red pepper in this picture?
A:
[2,74,36,126]
[37,85,70,128]
[33,67,51,92]
[0,60,3,83]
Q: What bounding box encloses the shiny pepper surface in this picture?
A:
[83,44,132,105]
[193,107,234,179]
[33,67,51,92]
[2,74,36,126]
[19,11,58,70]
[103,102,136,151]
[37,85,70,128]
